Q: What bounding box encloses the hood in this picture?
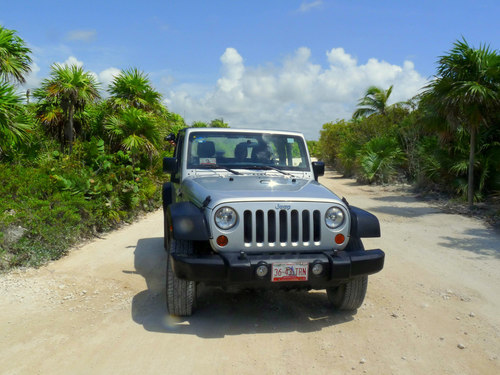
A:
[181,175,342,209]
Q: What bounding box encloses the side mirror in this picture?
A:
[163,157,177,174]
[312,161,325,181]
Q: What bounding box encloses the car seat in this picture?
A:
[234,142,249,162]
[198,141,216,158]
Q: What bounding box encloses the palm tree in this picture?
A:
[36,64,100,153]
[422,38,500,208]
[35,99,64,142]
[209,118,229,128]
[191,121,207,128]
[0,26,33,156]
[105,107,162,162]
[0,26,32,84]
[0,82,32,155]
[108,68,162,112]
[353,85,398,119]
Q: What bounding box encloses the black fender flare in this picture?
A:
[349,206,381,238]
[162,183,173,250]
[167,202,210,241]
[162,182,173,208]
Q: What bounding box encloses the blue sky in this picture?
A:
[2,0,498,139]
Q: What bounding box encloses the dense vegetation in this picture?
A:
[0,25,498,270]
[317,39,500,211]
[0,26,227,269]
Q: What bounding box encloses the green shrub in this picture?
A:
[357,136,406,184]
[0,147,162,269]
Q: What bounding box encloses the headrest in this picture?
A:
[234,142,248,160]
[198,141,215,158]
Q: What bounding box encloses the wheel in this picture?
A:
[166,238,196,316]
[327,275,367,310]
[327,237,367,310]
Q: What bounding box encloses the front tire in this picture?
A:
[166,239,196,316]
[327,237,368,311]
[327,275,367,310]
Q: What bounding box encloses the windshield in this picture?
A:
[186,131,310,171]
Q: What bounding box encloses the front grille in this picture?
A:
[243,209,321,246]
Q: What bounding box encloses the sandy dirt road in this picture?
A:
[1,171,499,375]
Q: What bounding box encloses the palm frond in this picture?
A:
[0,26,32,84]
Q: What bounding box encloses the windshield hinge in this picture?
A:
[201,195,212,210]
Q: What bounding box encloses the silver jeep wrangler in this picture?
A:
[163,128,384,316]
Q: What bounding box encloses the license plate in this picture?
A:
[271,262,309,282]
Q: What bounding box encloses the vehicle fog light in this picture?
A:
[256,264,269,277]
[312,263,323,276]
[217,235,228,247]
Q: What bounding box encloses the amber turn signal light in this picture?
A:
[217,235,229,247]
[334,234,345,244]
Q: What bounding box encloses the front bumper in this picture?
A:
[171,249,384,288]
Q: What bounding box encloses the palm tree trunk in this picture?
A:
[467,128,476,209]
[65,105,75,154]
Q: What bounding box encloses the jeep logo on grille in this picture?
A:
[275,204,291,210]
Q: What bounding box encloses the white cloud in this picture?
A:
[164,47,428,140]
[97,67,121,90]
[23,61,41,90]
[217,47,245,92]
[298,0,323,13]
[56,55,84,68]
[327,47,357,68]
[66,30,97,42]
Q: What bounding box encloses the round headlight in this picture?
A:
[215,206,238,230]
[325,207,345,229]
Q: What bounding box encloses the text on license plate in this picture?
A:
[272,262,309,282]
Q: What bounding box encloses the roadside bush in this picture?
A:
[0,151,162,269]
[357,136,406,184]
[319,120,347,165]
[306,140,319,158]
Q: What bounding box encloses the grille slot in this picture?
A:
[291,210,299,242]
[243,209,321,247]
[243,210,252,243]
[302,210,310,242]
[268,210,276,243]
[279,210,287,243]
[313,210,321,242]
[256,210,264,243]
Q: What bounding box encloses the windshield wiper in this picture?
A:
[200,164,242,175]
[241,165,294,177]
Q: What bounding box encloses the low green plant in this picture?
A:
[0,144,162,270]
[357,136,406,184]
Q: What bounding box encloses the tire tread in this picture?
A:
[327,237,368,311]
[166,239,196,316]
